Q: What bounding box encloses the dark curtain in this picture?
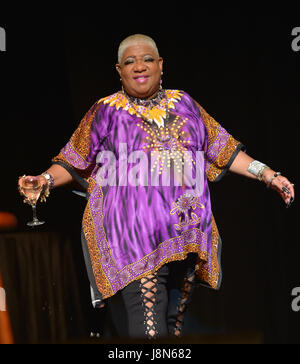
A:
[0,232,89,344]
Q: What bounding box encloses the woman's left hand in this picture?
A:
[263,169,295,208]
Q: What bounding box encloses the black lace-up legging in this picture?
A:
[120,254,198,339]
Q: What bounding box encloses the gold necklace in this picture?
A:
[123,88,169,127]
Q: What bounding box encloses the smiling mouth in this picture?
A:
[134,76,150,84]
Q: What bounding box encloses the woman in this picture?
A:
[18,34,295,340]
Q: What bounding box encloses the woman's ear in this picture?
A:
[159,57,163,73]
[116,64,122,78]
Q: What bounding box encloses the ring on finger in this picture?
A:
[282,186,290,194]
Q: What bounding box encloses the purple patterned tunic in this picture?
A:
[52,90,244,305]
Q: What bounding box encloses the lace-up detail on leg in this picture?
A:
[140,274,158,339]
[174,273,195,337]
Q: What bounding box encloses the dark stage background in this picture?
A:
[0,12,299,344]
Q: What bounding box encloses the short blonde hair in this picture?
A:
[117,34,160,63]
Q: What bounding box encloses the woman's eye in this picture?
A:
[124,59,134,65]
[144,57,154,62]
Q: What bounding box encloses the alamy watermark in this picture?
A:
[291,287,300,312]
[0,287,6,312]
[0,26,6,52]
[291,27,300,52]
[95,144,205,194]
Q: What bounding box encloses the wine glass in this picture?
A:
[20,176,45,227]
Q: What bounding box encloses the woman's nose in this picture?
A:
[134,60,147,72]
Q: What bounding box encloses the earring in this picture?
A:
[160,72,163,90]
[120,78,125,94]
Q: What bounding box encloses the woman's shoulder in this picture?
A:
[96,91,122,106]
[166,89,203,115]
[166,89,199,105]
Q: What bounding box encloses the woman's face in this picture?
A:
[116,43,163,99]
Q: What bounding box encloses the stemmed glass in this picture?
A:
[19,176,45,227]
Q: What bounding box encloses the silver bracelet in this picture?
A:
[42,172,55,190]
[248,161,270,181]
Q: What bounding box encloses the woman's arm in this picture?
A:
[229,150,295,206]
[19,164,73,189]
[18,164,73,202]
[228,150,258,180]
[43,164,73,188]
